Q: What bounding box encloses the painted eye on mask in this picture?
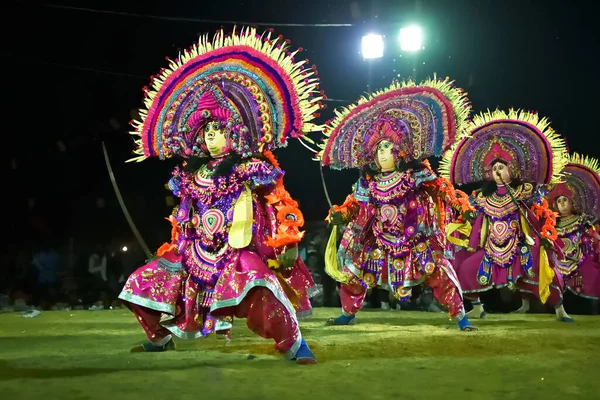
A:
[378,142,392,151]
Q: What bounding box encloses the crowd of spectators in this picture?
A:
[3,225,593,315]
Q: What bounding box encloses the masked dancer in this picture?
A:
[118,27,324,363]
[544,153,600,310]
[440,110,573,322]
[319,77,477,331]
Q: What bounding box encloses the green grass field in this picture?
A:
[1,308,599,399]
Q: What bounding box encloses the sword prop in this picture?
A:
[102,142,153,259]
[319,161,334,209]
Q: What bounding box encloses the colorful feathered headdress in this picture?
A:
[127,27,324,162]
[439,109,568,185]
[548,153,600,216]
[317,75,471,169]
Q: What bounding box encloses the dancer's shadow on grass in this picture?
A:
[0,355,277,381]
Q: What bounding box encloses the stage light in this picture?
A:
[362,34,384,59]
[122,246,128,252]
[399,26,423,52]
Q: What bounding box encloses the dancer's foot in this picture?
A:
[555,306,574,322]
[130,338,176,352]
[292,339,317,365]
[513,299,530,314]
[458,316,478,331]
[326,314,356,326]
[467,304,486,319]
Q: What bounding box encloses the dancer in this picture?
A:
[319,77,477,331]
[439,109,573,321]
[118,27,323,363]
[327,194,399,311]
[545,153,600,306]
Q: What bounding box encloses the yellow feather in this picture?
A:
[568,152,600,176]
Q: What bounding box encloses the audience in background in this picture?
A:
[1,228,594,316]
[31,244,61,309]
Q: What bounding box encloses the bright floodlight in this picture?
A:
[122,246,128,252]
[399,26,422,51]
[362,34,384,59]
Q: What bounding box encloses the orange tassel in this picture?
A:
[541,223,558,241]
[261,149,305,249]
[531,199,558,239]
[325,193,359,222]
[166,215,179,243]
[156,243,175,257]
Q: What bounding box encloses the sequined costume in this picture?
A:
[319,77,477,330]
[547,153,600,300]
[118,27,324,362]
[440,110,573,321]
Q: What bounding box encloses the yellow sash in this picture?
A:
[538,247,554,304]
[228,185,253,249]
[324,225,349,283]
[266,259,300,308]
[445,221,472,247]
[520,214,536,246]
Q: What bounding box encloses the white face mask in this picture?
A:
[204,121,228,157]
[376,140,395,172]
[491,161,511,185]
[556,195,573,216]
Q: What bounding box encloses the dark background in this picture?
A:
[6,0,598,251]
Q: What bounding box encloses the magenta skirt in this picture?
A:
[118,248,316,339]
[454,242,564,307]
[562,258,600,300]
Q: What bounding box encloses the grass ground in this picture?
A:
[1,308,599,400]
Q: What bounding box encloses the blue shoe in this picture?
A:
[130,339,176,352]
[326,314,355,326]
[559,316,574,323]
[458,316,478,331]
[293,339,317,364]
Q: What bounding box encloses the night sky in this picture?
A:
[7,0,599,251]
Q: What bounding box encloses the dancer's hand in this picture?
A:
[463,210,476,222]
[330,211,345,226]
[277,246,298,269]
[540,238,552,250]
